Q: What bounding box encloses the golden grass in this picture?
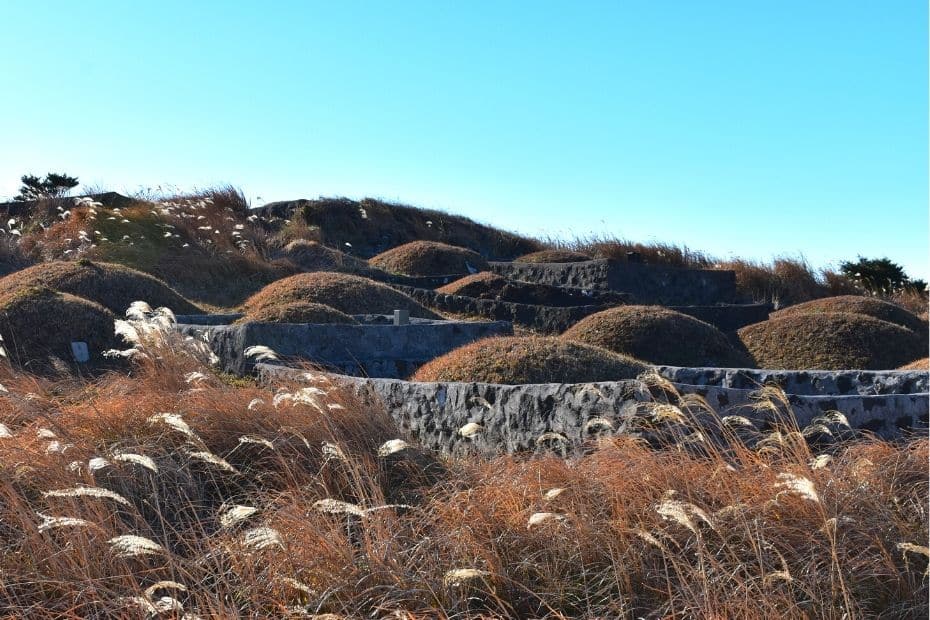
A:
[412,335,648,384]
[899,358,929,371]
[236,301,358,325]
[369,240,489,276]
[0,330,922,617]
[738,312,925,370]
[772,295,927,335]
[563,305,752,368]
[514,249,594,263]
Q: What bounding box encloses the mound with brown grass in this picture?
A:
[514,249,593,263]
[0,259,201,315]
[0,286,119,372]
[436,271,619,307]
[369,241,489,276]
[436,271,508,298]
[738,312,925,370]
[773,295,927,334]
[294,197,542,260]
[243,272,441,319]
[277,239,372,274]
[412,336,647,384]
[899,358,928,371]
[563,305,751,368]
[236,301,358,325]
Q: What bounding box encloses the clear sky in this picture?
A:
[1,1,926,277]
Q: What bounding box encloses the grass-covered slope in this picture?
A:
[236,301,358,324]
[369,241,489,276]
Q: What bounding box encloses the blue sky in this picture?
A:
[1,1,926,277]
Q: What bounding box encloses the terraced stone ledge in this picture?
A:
[258,365,928,454]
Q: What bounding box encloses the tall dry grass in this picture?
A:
[0,313,923,617]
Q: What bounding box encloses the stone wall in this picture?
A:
[178,316,511,377]
[259,365,929,454]
[490,259,739,305]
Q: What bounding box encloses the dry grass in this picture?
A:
[899,358,928,371]
[771,295,927,335]
[236,301,358,325]
[0,259,201,315]
[0,325,922,617]
[275,239,372,275]
[547,234,715,269]
[738,312,925,370]
[563,306,752,368]
[514,249,594,263]
[242,272,441,319]
[412,336,648,384]
[369,241,489,276]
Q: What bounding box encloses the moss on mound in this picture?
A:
[278,240,372,274]
[772,295,926,334]
[369,241,490,277]
[0,260,201,315]
[514,249,593,263]
[737,312,924,370]
[243,272,441,319]
[412,336,648,384]
[237,301,358,325]
[899,358,928,371]
[0,287,120,372]
[562,305,750,368]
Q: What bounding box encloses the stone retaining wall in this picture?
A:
[490,259,738,305]
[178,317,511,377]
[259,365,929,454]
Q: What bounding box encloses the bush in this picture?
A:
[237,301,358,325]
[0,287,119,372]
[772,295,926,334]
[562,305,751,368]
[369,241,489,277]
[514,249,593,263]
[412,336,647,384]
[0,260,201,315]
[738,312,924,370]
[243,272,441,319]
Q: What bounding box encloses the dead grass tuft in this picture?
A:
[563,305,752,367]
[412,335,648,384]
[738,312,925,370]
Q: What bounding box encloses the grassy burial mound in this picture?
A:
[514,249,594,263]
[0,287,119,372]
[296,197,542,260]
[899,358,929,371]
[738,313,925,370]
[0,259,201,315]
[436,271,614,307]
[412,336,647,384]
[243,272,441,319]
[772,295,927,335]
[562,305,750,368]
[369,241,490,277]
[236,301,358,325]
[277,239,373,275]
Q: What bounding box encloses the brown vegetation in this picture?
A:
[369,241,489,276]
[237,301,358,325]
[738,313,925,370]
[242,272,441,319]
[0,259,201,315]
[773,295,927,335]
[514,249,593,263]
[276,239,371,274]
[0,328,923,617]
[899,358,929,371]
[563,305,751,368]
[412,336,648,384]
[0,287,119,373]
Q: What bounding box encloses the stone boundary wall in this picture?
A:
[490,259,738,305]
[259,365,929,453]
[657,366,929,396]
[178,317,512,377]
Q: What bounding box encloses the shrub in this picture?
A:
[412,336,647,384]
[562,305,751,368]
[772,295,926,334]
[237,301,358,325]
[0,286,119,372]
[738,313,925,370]
[369,241,489,276]
[514,249,593,263]
[0,259,201,315]
[243,272,441,319]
